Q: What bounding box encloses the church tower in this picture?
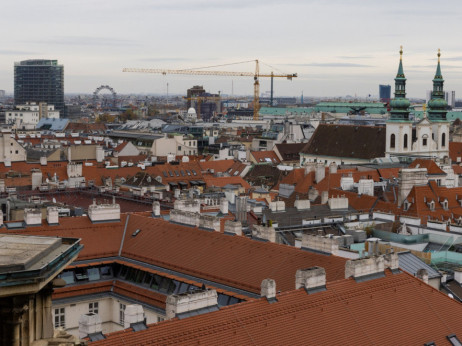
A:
[386,46,413,158]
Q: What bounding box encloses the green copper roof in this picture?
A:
[435,49,443,79]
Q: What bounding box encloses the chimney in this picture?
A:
[383,248,399,271]
[96,146,104,163]
[199,214,221,232]
[24,208,42,226]
[166,289,218,320]
[220,197,228,214]
[88,200,121,223]
[174,189,181,198]
[329,162,337,174]
[315,163,325,183]
[321,191,329,204]
[224,220,242,236]
[152,201,160,217]
[260,279,276,300]
[345,256,385,280]
[295,267,326,292]
[46,206,59,225]
[301,234,339,255]
[416,268,429,284]
[124,304,146,329]
[78,313,103,340]
[40,156,47,166]
[252,225,276,243]
[294,199,310,210]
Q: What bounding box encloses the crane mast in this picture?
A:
[123,60,297,120]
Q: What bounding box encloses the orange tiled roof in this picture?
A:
[93,270,462,346]
[409,159,445,175]
[450,142,462,163]
[203,176,251,190]
[250,150,281,164]
[120,215,347,294]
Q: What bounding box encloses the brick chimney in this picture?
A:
[295,267,326,293]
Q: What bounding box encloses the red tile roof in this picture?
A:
[203,176,251,190]
[250,150,281,164]
[409,159,445,175]
[450,142,462,163]
[94,270,462,346]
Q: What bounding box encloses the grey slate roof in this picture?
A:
[397,251,441,279]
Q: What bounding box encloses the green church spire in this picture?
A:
[427,49,448,121]
[389,46,410,121]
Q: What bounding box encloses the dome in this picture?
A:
[187,107,196,115]
[428,97,447,110]
[390,98,410,110]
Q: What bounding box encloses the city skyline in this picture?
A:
[2,0,462,98]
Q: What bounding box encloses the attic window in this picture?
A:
[403,200,411,211]
[447,334,462,346]
[132,229,141,237]
[427,200,435,211]
[442,199,449,210]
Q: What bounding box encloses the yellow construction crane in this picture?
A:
[123,60,297,120]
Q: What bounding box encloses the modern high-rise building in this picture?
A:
[445,90,456,108]
[14,59,64,113]
[379,84,391,102]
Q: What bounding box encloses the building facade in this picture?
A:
[14,59,64,114]
[6,102,59,127]
[379,84,391,103]
[386,48,449,161]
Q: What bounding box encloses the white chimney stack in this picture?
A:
[24,208,42,226]
[152,201,160,217]
[296,267,326,291]
[46,206,59,225]
[224,220,242,236]
[166,290,218,320]
[78,313,102,339]
[124,304,145,329]
[261,279,276,300]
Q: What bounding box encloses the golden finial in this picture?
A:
[438,48,441,62]
[400,45,403,60]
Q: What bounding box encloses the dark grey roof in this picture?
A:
[397,251,441,279]
[301,124,386,160]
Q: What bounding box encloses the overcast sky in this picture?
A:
[2,0,462,98]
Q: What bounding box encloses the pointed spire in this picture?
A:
[435,48,442,78]
[389,46,410,121]
[397,45,405,77]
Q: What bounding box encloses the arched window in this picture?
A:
[390,134,396,149]
[442,133,446,147]
[403,134,408,149]
[422,135,428,147]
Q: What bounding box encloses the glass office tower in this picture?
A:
[14,60,64,113]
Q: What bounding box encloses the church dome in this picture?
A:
[428,97,447,110]
[390,98,410,110]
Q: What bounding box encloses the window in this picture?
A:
[403,134,408,149]
[89,302,99,314]
[390,134,395,149]
[87,268,100,281]
[423,136,428,147]
[442,133,446,147]
[54,307,65,328]
[178,146,181,151]
[60,271,75,284]
[119,303,126,325]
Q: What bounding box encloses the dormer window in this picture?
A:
[442,199,448,210]
[427,200,435,211]
[403,200,411,211]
